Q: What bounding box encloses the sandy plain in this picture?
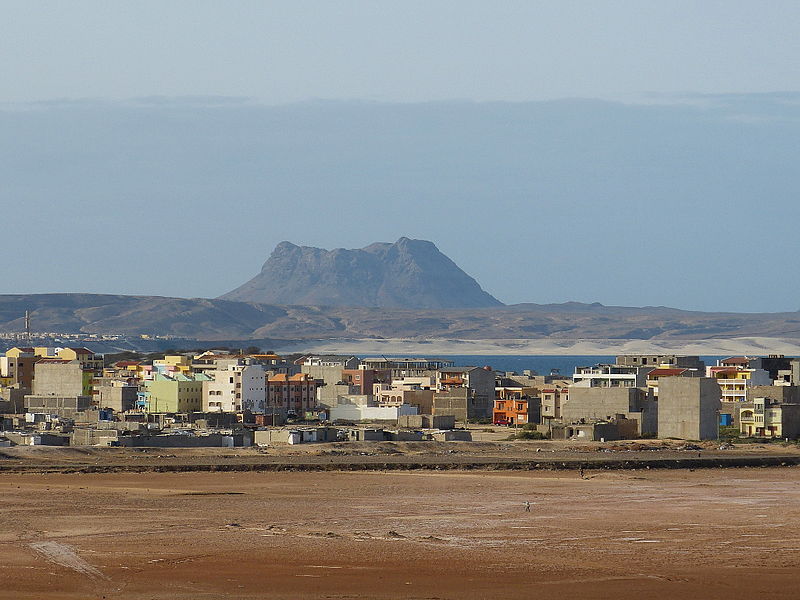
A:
[2,465,800,599]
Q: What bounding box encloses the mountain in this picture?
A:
[219,237,504,309]
[2,294,800,345]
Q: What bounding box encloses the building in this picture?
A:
[32,360,94,397]
[360,357,454,377]
[493,396,536,426]
[93,383,138,412]
[560,387,656,437]
[153,354,193,376]
[24,394,92,418]
[144,373,209,413]
[203,363,266,413]
[436,367,495,419]
[645,367,701,397]
[267,373,318,416]
[57,347,103,371]
[739,398,800,438]
[374,384,435,414]
[746,355,795,383]
[616,355,705,370]
[0,349,37,390]
[572,364,653,388]
[658,377,721,440]
[540,387,569,425]
[707,364,771,402]
[341,369,387,395]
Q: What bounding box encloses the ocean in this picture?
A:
[419,355,727,375]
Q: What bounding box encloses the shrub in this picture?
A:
[514,429,547,440]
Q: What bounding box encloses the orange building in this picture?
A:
[493,388,533,425]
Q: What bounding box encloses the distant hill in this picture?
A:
[1,293,800,344]
[219,237,504,309]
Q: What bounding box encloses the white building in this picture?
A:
[572,364,653,388]
[203,363,266,413]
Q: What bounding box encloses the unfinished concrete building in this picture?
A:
[658,377,721,440]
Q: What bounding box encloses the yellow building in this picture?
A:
[57,347,103,371]
[153,355,193,374]
[740,398,800,438]
[144,373,210,413]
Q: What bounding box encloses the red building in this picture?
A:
[267,373,318,415]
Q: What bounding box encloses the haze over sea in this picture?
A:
[368,355,728,375]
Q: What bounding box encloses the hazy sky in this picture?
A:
[3,1,799,104]
[1,2,799,313]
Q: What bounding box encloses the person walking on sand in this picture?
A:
[579,467,585,479]
[524,501,531,512]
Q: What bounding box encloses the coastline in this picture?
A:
[268,336,800,356]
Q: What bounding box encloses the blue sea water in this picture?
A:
[430,355,727,375]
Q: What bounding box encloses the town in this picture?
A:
[1,344,798,448]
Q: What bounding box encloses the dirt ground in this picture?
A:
[2,437,799,473]
[2,467,800,599]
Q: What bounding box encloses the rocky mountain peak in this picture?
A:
[220,238,503,309]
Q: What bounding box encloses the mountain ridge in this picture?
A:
[1,293,799,343]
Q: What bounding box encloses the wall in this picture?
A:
[329,404,417,422]
[658,377,721,440]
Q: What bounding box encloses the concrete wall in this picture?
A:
[94,385,137,412]
[329,404,417,422]
[24,395,92,418]
[398,414,456,429]
[658,377,721,440]
[117,432,252,447]
[746,385,800,403]
[32,362,86,397]
[562,387,639,422]
[432,430,472,441]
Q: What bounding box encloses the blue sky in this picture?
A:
[1,2,798,312]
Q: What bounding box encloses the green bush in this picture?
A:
[718,425,740,441]
[514,429,547,440]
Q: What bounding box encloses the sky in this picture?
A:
[1,1,799,313]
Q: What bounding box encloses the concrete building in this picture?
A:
[747,355,794,381]
[707,365,771,403]
[267,373,318,416]
[432,387,475,422]
[493,392,540,426]
[32,360,93,397]
[645,367,702,397]
[24,394,92,418]
[374,382,435,414]
[203,363,266,413]
[658,377,721,440]
[144,373,209,413]
[572,364,653,388]
[341,369,389,395]
[739,398,800,439]
[540,387,569,425]
[300,355,360,369]
[93,383,138,412]
[57,347,103,371]
[746,385,800,404]
[360,357,454,377]
[560,387,656,436]
[0,348,38,390]
[153,354,193,376]
[329,401,417,422]
[616,355,705,370]
[436,367,494,419]
[397,414,456,429]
